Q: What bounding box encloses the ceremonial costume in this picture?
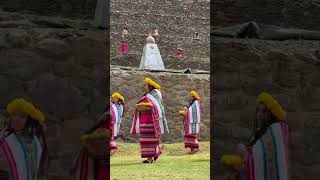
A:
[0,98,47,180]
[180,91,201,151]
[131,78,169,162]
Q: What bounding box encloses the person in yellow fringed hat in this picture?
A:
[131,77,169,163]
[0,98,48,180]
[221,92,289,180]
[179,90,202,154]
[109,92,125,154]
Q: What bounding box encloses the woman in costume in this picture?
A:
[0,98,48,180]
[72,105,110,180]
[179,90,201,154]
[221,92,289,180]
[131,77,169,163]
[110,92,125,154]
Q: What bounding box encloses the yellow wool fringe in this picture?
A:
[144,77,161,89]
[221,154,243,166]
[179,110,186,116]
[112,92,125,102]
[6,98,45,125]
[80,130,111,145]
[256,92,287,121]
[136,102,153,107]
[190,90,200,100]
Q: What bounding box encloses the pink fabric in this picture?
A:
[139,113,161,158]
[97,163,108,180]
[131,98,151,134]
[140,114,152,123]
[144,93,168,137]
[176,50,183,57]
[120,41,127,54]
[246,147,254,180]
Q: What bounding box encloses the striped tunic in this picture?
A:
[110,103,124,150]
[246,122,289,180]
[0,132,43,180]
[183,100,201,150]
[131,89,169,158]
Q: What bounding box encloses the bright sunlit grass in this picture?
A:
[110,142,210,180]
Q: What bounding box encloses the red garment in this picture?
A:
[120,41,127,54]
[176,50,183,57]
[133,98,162,158]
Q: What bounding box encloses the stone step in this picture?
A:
[110,53,210,71]
[110,34,209,57]
[110,23,210,40]
[111,10,210,21]
[110,65,210,74]
[111,0,210,17]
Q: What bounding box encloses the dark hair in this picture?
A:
[143,84,156,96]
[188,96,196,107]
[148,84,156,91]
[249,109,277,145]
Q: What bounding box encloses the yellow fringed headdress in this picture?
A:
[112,92,125,102]
[190,90,200,100]
[256,92,287,121]
[6,98,46,125]
[144,77,161,89]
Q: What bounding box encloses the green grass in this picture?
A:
[110,142,210,180]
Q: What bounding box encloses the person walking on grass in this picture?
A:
[131,77,169,163]
[110,92,125,154]
[179,90,201,154]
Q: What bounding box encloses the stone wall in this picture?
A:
[110,66,210,142]
[212,37,320,180]
[0,11,108,180]
[110,0,210,70]
[213,0,320,30]
[0,0,97,19]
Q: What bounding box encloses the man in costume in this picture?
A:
[221,92,289,180]
[110,92,125,154]
[179,90,201,154]
[0,98,48,180]
[131,77,169,163]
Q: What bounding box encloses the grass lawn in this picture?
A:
[110,141,210,180]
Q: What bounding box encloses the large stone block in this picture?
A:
[35,38,72,59]
[71,36,107,67]
[0,50,52,80]
[28,74,87,120]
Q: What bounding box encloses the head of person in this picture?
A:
[6,98,45,133]
[255,92,287,130]
[111,92,124,104]
[143,78,160,93]
[189,90,200,104]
